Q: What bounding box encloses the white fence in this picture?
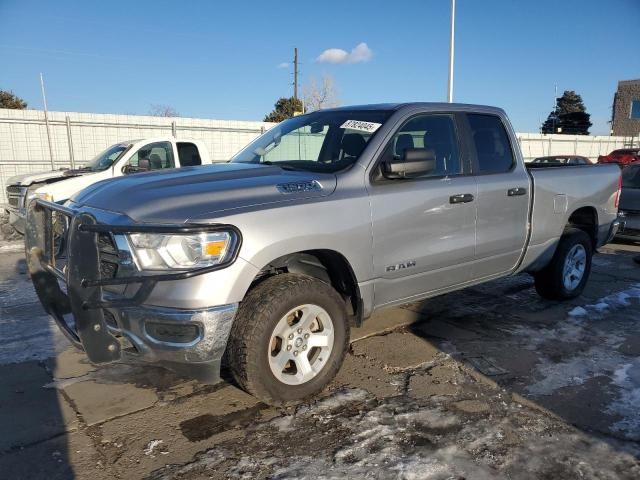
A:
[0,108,272,203]
[516,133,631,163]
[0,107,637,204]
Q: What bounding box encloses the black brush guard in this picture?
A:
[25,199,241,364]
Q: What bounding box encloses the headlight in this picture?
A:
[26,191,53,205]
[128,231,238,270]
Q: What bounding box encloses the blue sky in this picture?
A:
[1,0,638,134]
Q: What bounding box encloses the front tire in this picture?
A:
[534,228,593,300]
[225,273,349,406]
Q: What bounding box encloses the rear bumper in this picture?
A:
[598,218,623,247]
[616,212,640,240]
[25,199,239,383]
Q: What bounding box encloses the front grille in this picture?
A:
[6,185,26,208]
[98,233,119,279]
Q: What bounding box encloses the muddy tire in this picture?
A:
[534,228,593,300]
[225,273,349,406]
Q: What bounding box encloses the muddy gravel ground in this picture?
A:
[1,240,640,479]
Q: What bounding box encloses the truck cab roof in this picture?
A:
[322,102,506,116]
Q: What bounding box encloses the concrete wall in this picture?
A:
[0,107,635,204]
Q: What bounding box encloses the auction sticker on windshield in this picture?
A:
[341,120,382,133]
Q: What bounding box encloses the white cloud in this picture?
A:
[277,62,289,69]
[316,42,373,64]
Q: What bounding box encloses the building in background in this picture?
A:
[611,79,640,136]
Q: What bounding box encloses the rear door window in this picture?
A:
[177,142,202,166]
[467,114,515,174]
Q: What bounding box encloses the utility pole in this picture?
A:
[40,72,55,169]
[293,47,299,102]
[552,84,558,134]
[447,0,455,103]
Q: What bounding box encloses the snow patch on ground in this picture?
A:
[512,315,602,350]
[517,285,640,440]
[144,440,164,456]
[570,284,640,316]
[607,361,640,440]
[0,309,70,364]
[0,278,71,364]
[161,449,225,477]
[0,241,23,253]
[311,388,370,412]
[273,445,498,480]
[156,389,640,479]
[568,306,588,317]
[526,346,626,395]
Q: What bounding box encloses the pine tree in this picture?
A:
[0,90,27,109]
[541,90,592,135]
[264,97,304,122]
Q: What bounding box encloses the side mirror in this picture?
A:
[138,158,151,171]
[310,122,324,134]
[122,158,151,175]
[383,148,436,179]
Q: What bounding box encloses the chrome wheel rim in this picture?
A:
[562,244,587,291]
[268,304,334,386]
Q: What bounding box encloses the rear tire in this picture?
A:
[534,228,593,300]
[225,273,349,406]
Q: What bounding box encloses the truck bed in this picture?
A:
[518,163,620,272]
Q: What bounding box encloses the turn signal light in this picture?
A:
[204,241,226,256]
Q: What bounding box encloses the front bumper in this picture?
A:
[2,204,25,235]
[25,199,240,383]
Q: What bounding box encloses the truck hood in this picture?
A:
[71,163,338,223]
[8,168,95,189]
[8,170,70,186]
[34,170,107,202]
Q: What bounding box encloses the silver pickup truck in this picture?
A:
[26,103,622,405]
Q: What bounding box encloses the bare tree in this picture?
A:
[148,104,179,117]
[303,75,340,112]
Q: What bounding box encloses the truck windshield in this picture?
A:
[231,110,392,172]
[83,144,130,172]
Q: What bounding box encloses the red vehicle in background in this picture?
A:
[598,148,640,166]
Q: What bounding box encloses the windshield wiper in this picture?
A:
[261,161,304,171]
[64,166,93,175]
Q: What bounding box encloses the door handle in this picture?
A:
[507,187,527,197]
[449,193,474,204]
